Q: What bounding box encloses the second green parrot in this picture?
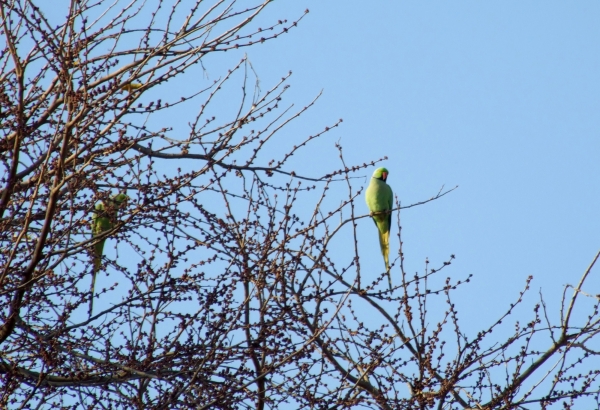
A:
[90,193,127,316]
[365,167,393,290]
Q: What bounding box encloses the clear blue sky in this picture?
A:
[222,0,600,325]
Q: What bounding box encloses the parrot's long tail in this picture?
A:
[89,268,98,318]
[378,229,392,290]
[90,240,104,317]
[89,254,102,318]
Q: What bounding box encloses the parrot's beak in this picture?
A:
[382,172,388,181]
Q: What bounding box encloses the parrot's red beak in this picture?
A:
[382,172,388,181]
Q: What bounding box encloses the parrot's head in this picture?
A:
[372,167,389,182]
[112,193,129,206]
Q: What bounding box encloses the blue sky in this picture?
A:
[221,0,600,325]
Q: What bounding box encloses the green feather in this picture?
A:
[365,167,393,290]
[89,193,128,316]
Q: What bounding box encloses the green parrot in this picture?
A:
[365,167,393,290]
[90,193,127,316]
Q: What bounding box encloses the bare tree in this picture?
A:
[1,1,599,409]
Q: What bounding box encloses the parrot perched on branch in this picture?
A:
[90,193,128,316]
[365,167,393,290]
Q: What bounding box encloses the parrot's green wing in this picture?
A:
[112,193,128,206]
[365,168,393,290]
[91,204,111,268]
[90,202,111,316]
